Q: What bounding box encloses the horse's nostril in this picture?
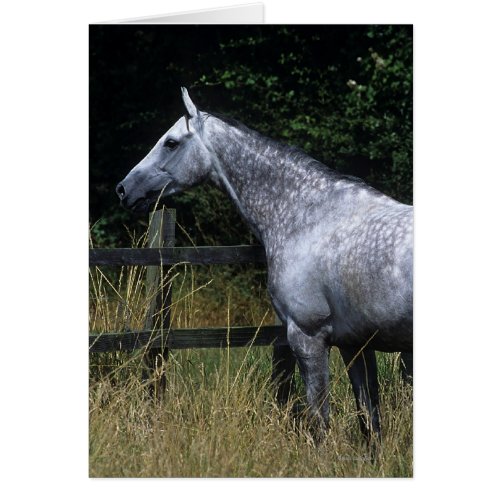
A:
[116,183,126,199]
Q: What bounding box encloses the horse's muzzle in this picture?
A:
[116,182,126,200]
[115,182,149,213]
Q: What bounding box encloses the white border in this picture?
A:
[97,3,264,25]
[2,1,500,498]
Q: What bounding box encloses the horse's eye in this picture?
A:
[164,139,179,150]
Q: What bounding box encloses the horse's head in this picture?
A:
[116,88,212,213]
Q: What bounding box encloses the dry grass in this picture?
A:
[89,224,413,478]
[89,347,412,477]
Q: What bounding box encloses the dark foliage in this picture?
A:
[90,25,412,247]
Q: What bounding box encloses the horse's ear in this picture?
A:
[181,87,198,118]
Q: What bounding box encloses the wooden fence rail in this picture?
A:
[89,325,287,353]
[89,207,295,402]
[89,245,267,266]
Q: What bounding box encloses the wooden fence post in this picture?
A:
[271,316,296,406]
[142,207,176,398]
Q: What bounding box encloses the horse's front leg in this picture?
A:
[287,320,330,442]
[339,347,381,444]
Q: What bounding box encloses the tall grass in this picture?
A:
[89,223,413,478]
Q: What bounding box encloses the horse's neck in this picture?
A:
[209,124,327,246]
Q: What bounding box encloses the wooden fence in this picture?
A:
[89,207,295,401]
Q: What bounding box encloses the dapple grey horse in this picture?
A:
[116,88,413,442]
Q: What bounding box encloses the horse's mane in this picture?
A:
[207,111,375,191]
[207,111,261,136]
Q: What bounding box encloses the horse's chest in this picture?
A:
[267,251,333,332]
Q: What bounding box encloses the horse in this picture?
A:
[116,88,413,443]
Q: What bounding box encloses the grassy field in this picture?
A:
[89,348,412,477]
[89,229,413,478]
